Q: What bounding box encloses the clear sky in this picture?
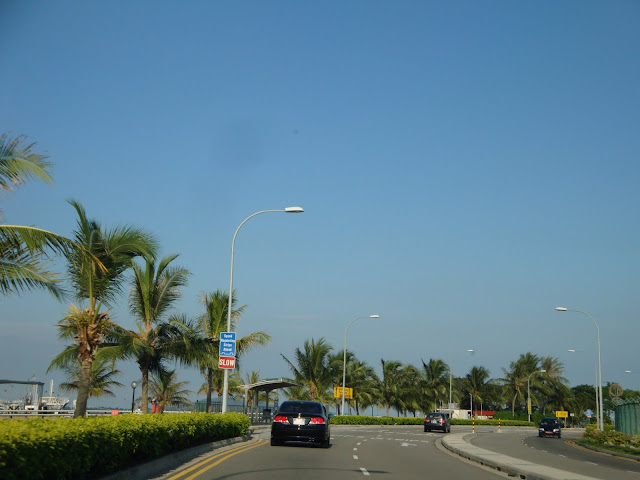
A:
[1,1,639,408]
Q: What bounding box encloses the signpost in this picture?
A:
[219,332,236,370]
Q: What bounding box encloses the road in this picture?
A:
[156,425,504,480]
[471,426,640,480]
[154,425,640,480]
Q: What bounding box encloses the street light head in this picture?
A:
[625,370,632,373]
[284,206,304,213]
[540,369,547,373]
[131,381,138,389]
[369,315,380,318]
[467,349,474,352]
[568,349,576,353]
[555,307,568,311]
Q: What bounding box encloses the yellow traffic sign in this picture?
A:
[333,386,353,399]
[555,410,568,418]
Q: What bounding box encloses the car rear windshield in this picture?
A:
[278,402,323,414]
[427,413,444,419]
[540,419,559,425]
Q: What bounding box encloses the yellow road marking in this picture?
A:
[166,440,268,480]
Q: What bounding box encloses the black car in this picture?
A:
[538,417,562,438]
[271,400,330,447]
[424,412,451,433]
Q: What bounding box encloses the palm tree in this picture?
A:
[420,358,449,413]
[465,366,491,412]
[119,254,190,413]
[149,369,192,412]
[499,352,541,416]
[195,290,270,412]
[377,359,404,416]
[55,356,124,398]
[281,338,333,402]
[0,133,71,298]
[329,351,378,415]
[57,200,156,417]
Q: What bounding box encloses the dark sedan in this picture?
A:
[271,400,330,447]
[538,417,562,438]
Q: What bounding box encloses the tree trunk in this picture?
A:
[73,357,92,418]
[141,367,149,414]
[206,367,213,413]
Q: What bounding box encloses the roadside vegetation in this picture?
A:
[0,412,250,480]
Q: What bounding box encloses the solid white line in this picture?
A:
[353,455,358,460]
[586,462,598,465]
[360,468,370,476]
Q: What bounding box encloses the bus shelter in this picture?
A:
[238,378,297,424]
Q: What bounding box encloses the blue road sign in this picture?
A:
[220,332,236,341]
[220,340,236,357]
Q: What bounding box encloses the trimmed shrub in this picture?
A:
[0,412,249,480]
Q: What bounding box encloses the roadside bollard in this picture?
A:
[472,418,475,433]
[498,418,501,433]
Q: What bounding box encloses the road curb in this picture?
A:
[441,433,599,480]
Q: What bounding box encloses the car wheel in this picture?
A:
[270,438,282,446]
[447,426,451,433]
[322,437,330,448]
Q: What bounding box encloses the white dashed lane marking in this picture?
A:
[360,468,370,476]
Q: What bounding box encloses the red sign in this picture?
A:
[219,356,236,369]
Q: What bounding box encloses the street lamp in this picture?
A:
[130,381,138,413]
[221,206,304,413]
[449,349,474,415]
[568,349,599,427]
[342,315,379,416]
[527,369,546,422]
[556,307,603,430]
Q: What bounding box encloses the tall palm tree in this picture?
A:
[57,200,156,417]
[281,338,333,402]
[499,352,541,416]
[420,358,449,413]
[465,366,491,410]
[377,359,404,416]
[120,254,190,413]
[329,351,378,415]
[0,133,71,298]
[195,290,270,412]
[149,369,192,413]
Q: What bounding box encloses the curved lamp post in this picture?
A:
[568,349,599,427]
[527,369,546,422]
[556,307,603,430]
[449,349,474,414]
[342,315,379,416]
[221,206,304,413]
[130,381,138,413]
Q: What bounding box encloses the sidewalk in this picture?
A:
[441,432,600,480]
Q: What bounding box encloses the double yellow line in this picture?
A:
[166,440,268,480]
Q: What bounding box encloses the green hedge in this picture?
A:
[579,427,640,456]
[329,415,534,427]
[0,412,250,480]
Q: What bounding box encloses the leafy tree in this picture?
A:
[281,338,333,402]
[57,201,156,417]
[195,290,270,412]
[464,365,491,410]
[499,352,542,416]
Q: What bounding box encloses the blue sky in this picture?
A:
[1,1,639,408]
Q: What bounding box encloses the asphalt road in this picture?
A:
[470,426,640,480]
[156,425,505,480]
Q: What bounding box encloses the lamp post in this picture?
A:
[342,315,379,415]
[449,349,474,415]
[469,393,473,419]
[527,369,546,422]
[568,349,599,428]
[221,206,304,413]
[556,307,603,430]
[130,381,138,413]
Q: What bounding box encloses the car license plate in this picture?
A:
[293,418,306,426]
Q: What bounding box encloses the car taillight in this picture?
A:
[439,419,444,424]
[274,415,290,424]
[309,417,326,424]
